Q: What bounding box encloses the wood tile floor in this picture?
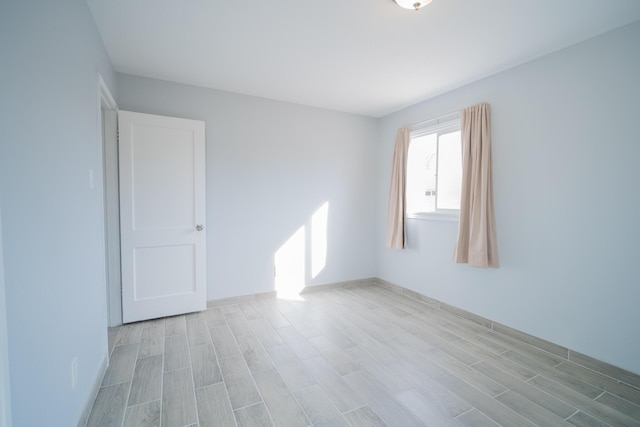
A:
[87,286,640,427]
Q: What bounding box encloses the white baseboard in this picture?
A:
[76,354,108,427]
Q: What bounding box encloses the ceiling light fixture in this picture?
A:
[394,0,433,11]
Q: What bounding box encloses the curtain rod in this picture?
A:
[408,110,459,129]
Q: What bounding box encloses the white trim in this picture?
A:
[102,110,121,327]
[407,114,462,219]
[97,74,117,110]
[410,112,459,134]
[75,354,108,427]
[96,73,121,327]
[410,120,460,138]
[407,211,459,222]
[300,278,376,294]
[409,111,459,130]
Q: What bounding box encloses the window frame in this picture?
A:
[406,114,461,222]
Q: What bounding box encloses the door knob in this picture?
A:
[196,224,204,231]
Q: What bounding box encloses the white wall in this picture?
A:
[117,74,378,300]
[1,8,637,427]
[376,21,640,374]
[0,0,116,425]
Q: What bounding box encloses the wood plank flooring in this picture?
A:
[89,286,640,427]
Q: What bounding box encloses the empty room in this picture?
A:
[2,0,640,426]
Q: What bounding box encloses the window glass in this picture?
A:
[407,133,437,214]
[406,120,461,217]
[435,130,462,210]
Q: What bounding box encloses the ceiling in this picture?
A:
[87,0,640,118]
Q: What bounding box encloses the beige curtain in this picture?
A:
[385,127,410,249]
[454,103,499,267]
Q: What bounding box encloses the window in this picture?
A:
[406,115,462,220]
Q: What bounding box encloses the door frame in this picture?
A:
[96,74,121,327]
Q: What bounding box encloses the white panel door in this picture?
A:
[119,111,206,323]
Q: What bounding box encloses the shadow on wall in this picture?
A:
[274,201,329,299]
